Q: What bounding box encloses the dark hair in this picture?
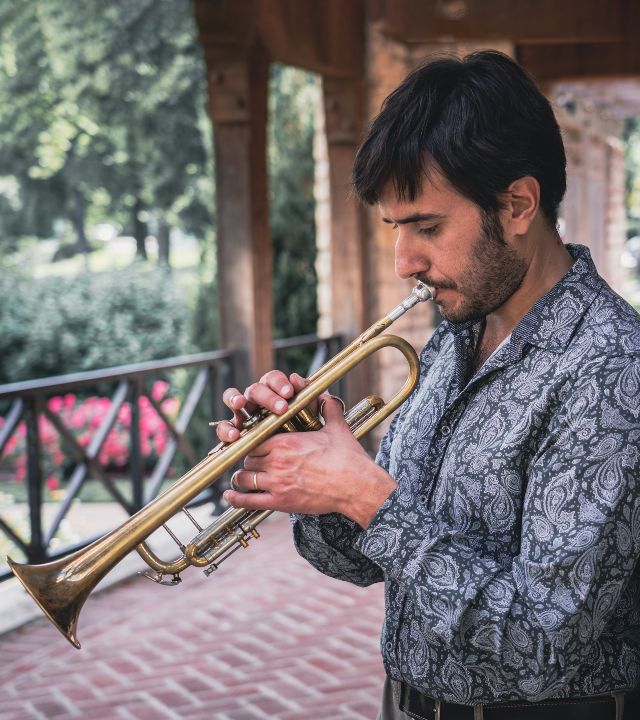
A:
[352,51,566,227]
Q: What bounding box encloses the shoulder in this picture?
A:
[580,281,640,356]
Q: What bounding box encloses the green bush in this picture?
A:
[0,265,190,385]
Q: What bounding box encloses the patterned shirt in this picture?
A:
[292,244,640,704]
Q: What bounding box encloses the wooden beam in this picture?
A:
[206,41,273,384]
[194,0,364,79]
[373,0,626,46]
[519,41,640,82]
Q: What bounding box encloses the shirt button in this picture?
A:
[441,425,451,437]
[419,495,428,504]
[385,641,393,651]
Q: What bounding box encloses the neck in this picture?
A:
[485,229,574,342]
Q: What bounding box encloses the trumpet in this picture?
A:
[8,283,432,648]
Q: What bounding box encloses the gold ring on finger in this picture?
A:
[253,472,259,491]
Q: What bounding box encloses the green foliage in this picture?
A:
[269,65,319,340]
[0,266,190,385]
[624,117,640,233]
[0,0,214,256]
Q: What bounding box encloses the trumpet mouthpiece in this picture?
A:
[413,282,433,302]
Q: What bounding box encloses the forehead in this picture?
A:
[378,173,473,221]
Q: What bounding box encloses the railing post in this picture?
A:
[24,396,45,563]
[129,380,143,511]
[207,359,235,510]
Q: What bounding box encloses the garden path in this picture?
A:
[0,513,385,720]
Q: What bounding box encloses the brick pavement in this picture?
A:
[0,515,385,720]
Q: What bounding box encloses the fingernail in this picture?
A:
[281,384,292,396]
[275,399,287,412]
[223,491,230,500]
[231,394,241,405]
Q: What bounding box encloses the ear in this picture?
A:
[504,176,540,236]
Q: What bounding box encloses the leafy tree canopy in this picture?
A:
[0,0,214,258]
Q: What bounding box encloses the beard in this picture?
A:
[418,209,528,323]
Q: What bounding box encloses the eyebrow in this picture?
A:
[381,212,446,225]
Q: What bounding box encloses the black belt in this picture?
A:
[398,681,640,720]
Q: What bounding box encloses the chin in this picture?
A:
[440,303,484,324]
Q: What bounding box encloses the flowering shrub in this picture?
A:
[0,380,181,487]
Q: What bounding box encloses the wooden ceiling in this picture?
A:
[194,0,640,114]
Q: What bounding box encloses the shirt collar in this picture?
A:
[512,243,604,354]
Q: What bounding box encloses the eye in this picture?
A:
[418,225,439,237]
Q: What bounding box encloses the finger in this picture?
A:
[289,372,308,393]
[215,420,241,443]
[222,387,247,411]
[223,487,275,510]
[289,372,323,414]
[319,393,348,426]
[259,370,295,399]
[244,381,290,414]
[230,469,270,492]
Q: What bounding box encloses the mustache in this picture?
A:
[413,274,455,290]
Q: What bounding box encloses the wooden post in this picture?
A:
[207,42,273,387]
[315,76,369,408]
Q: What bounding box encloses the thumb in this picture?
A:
[319,393,347,427]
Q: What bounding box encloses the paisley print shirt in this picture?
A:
[292,244,640,704]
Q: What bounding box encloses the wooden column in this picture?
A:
[207,43,273,386]
[315,77,368,406]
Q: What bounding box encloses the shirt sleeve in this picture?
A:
[354,354,640,699]
[291,512,382,586]
[290,397,406,587]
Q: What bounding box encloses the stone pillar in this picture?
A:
[206,43,273,385]
[605,136,626,290]
[555,100,625,288]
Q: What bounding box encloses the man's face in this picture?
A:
[378,175,528,323]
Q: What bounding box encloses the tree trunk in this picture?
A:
[133,199,148,259]
[157,222,171,267]
[73,190,89,254]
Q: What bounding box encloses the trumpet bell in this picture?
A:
[8,554,91,649]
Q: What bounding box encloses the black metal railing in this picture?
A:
[0,334,342,581]
[274,333,343,390]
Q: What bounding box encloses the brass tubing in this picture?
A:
[8,283,431,649]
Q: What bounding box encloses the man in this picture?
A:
[216,51,640,719]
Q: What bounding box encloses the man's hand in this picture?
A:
[216,374,397,528]
[215,370,308,444]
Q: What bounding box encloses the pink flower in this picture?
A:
[118,405,131,427]
[152,380,170,402]
[46,476,59,491]
[161,397,180,417]
[48,396,64,413]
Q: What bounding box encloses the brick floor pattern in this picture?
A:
[0,515,385,720]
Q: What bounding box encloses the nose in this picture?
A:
[394,228,429,280]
